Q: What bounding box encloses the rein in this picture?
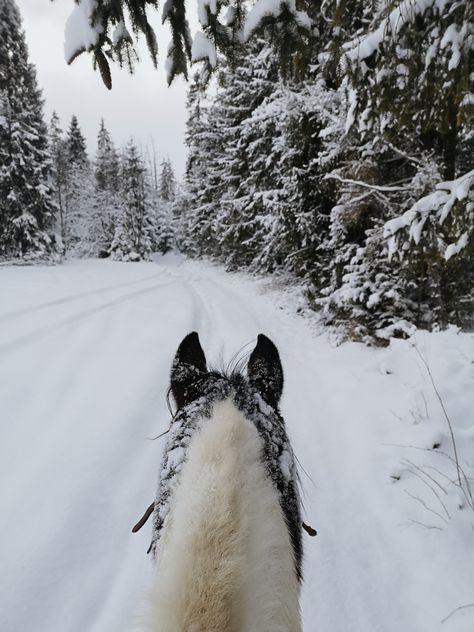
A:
[132,502,317,538]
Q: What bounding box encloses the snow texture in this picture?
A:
[112,20,132,47]
[0,256,473,631]
[384,169,474,259]
[191,31,217,68]
[64,0,104,64]
[243,0,311,40]
[197,0,217,27]
[346,0,450,63]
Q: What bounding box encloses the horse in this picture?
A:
[139,332,306,632]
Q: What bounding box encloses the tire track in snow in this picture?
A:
[0,280,176,355]
[0,270,165,323]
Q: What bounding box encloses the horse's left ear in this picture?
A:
[170,332,208,409]
[247,334,284,408]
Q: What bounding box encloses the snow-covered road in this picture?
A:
[1,256,473,631]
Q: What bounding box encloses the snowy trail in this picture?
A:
[1,257,473,632]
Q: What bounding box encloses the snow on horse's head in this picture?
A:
[143,332,303,632]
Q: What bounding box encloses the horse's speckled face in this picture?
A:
[151,332,303,583]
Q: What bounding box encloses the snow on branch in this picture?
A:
[345,0,449,63]
[64,0,104,64]
[384,169,474,260]
[324,173,408,193]
[191,31,217,68]
[243,0,312,41]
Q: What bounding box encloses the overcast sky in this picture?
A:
[17,0,195,177]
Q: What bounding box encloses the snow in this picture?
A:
[445,232,469,261]
[243,0,312,41]
[197,0,218,27]
[64,0,104,64]
[112,20,132,47]
[191,31,217,68]
[345,0,450,63]
[345,88,357,134]
[0,256,473,631]
[384,169,474,257]
[440,22,468,71]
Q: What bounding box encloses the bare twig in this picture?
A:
[401,461,451,520]
[407,519,442,531]
[404,489,449,525]
[441,603,474,624]
[412,344,463,488]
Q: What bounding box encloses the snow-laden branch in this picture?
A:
[64,0,103,64]
[243,0,312,41]
[345,0,448,63]
[384,169,474,260]
[324,173,408,192]
[191,31,217,68]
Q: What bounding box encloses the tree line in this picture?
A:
[1,0,473,342]
[0,0,175,264]
[175,1,473,341]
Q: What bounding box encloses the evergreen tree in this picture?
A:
[49,111,68,252]
[111,140,154,261]
[90,119,120,256]
[0,0,57,260]
[62,115,92,253]
[158,157,177,202]
[154,157,176,253]
[320,0,474,337]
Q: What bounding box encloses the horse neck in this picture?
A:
[144,397,301,632]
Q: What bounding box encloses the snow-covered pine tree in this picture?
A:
[0,0,57,260]
[158,157,176,202]
[212,39,283,271]
[111,139,154,261]
[321,0,474,337]
[179,38,285,269]
[90,119,121,256]
[62,115,93,254]
[176,73,212,256]
[154,157,176,253]
[178,71,227,258]
[49,111,68,253]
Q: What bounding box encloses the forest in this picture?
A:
[1,0,473,341]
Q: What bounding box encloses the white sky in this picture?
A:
[17,0,196,178]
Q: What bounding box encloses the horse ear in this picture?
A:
[170,332,208,409]
[247,334,284,408]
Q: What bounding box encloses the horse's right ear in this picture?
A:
[170,332,208,409]
[247,334,284,408]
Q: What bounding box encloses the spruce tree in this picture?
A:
[158,158,176,202]
[0,0,57,260]
[111,140,154,261]
[155,158,176,253]
[90,119,120,256]
[49,111,68,252]
[62,115,92,253]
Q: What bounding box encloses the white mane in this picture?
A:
[142,397,301,632]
